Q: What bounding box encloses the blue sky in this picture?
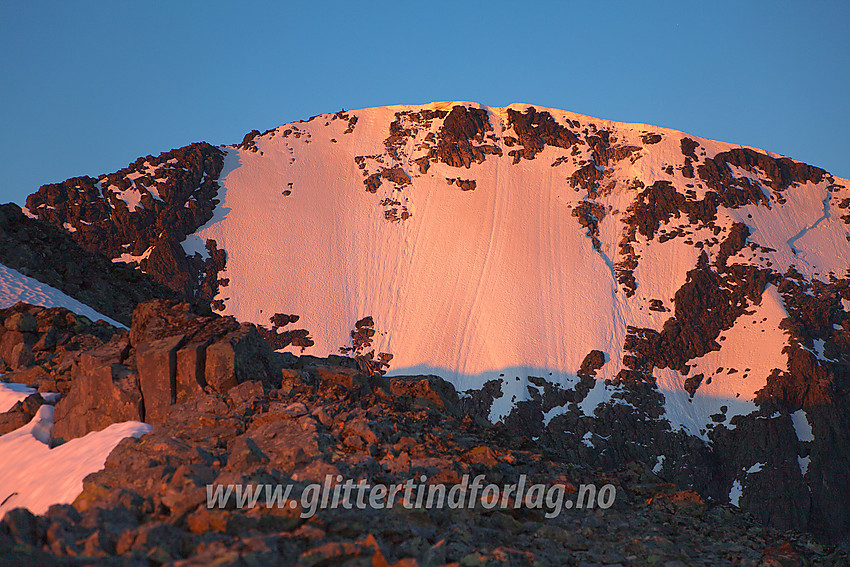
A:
[1,2,848,206]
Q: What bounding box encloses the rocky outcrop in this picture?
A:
[38,299,285,441]
[22,142,227,304]
[433,105,501,168]
[204,325,279,393]
[388,374,461,416]
[571,201,607,250]
[505,106,578,163]
[699,147,826,194]
[0,302,117,384]
[446,177,477,191]
[3,346,846,565]
[53,338,143,442]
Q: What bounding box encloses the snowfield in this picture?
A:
[184,102,850,433]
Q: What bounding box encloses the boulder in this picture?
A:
[0,393,45,434]
[129,300,196,346]
[175,340,208,403]
[54,338,143,442]
[313,365,367,390]
[9,342,35,370]
[205,324,278,394]
[32,326,58,351]
[0,365,52,390]
[135,334,185,424]
[388,375,460,415]
[0,331,32,368]
[227,380,264,408]
[4,312,37,333]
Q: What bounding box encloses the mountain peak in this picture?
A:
[13,102,850,540]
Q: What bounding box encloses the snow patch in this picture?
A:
[812,339,833,361]
[542,404,568,426]
[111,246,154,266]
[790,410,814,442]
[729,479,743,507]
[652,455,665,474]
[0,382,38,413]
[0,263,124,328]
[0,406,151,517]
[180,234,211,260]
[727,182,850,280]
[578,380,611,417]
[797,455,810,476]
[111,187,144,211]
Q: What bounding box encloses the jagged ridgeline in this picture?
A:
[15,102,850,541]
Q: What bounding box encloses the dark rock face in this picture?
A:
[698,147,826,206]
[568,162,605,197]
[680,137,700,161]
[0,204,177,326]
[626,180,719,241]
[256,312,314,352]
[23,142,227,304]
[585,130,640,167]
[505,107,578,163]
[363,166,413,194]
[579,350,606,376]
[571,201,607,250]
[433,106,501,168]
[622,258,768,376]
[379,166,411,187]
[446,177,477,191]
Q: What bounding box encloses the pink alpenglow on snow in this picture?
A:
[0,402,151,517]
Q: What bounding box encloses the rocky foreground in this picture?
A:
[0,300,847,566]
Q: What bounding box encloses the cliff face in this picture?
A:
[15,102,850,541]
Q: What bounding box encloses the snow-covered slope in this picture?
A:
[181,102,849,435]
[0,263,124,328]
